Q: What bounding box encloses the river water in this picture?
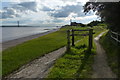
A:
[1,27,57,42]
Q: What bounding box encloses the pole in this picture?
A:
[67,30,70,51]
[89,29,93,52]
[17,21,19,27]
[70,19,72,25]
[72,29,75,46]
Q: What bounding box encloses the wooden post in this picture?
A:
[67,30,70,51]
[72,29,75,46]
[88,29,93,52]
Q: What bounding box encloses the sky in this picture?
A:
[0,0,101,27]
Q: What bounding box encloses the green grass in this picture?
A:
[2,26,89,76]
[100,31,119,77]
[47,38,94,78]
[0,52,1,77]
[2,24,107,77]
[47,25,107,78]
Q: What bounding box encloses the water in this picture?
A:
[1,27,57,42]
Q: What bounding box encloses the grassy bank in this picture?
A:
[47,25,107,78]
[2,26,89,76]
[100,32,119,77]
[2,25,106,77]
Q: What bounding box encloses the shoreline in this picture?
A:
[2,29,59,51]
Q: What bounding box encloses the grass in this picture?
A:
[47,38,94,78]
[100,31,119,77]
[47,25,107,78]
[2,26,89,76]
[2,24,106,77]
[0,52,1,77]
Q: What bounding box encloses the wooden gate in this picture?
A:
[67,29,94,52]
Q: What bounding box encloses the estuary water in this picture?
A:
[1,27,57,43]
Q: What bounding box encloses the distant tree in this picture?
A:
[87,20,104,27]
[70,22,86,27]
[77,23,86,27]
[84,1,120,32]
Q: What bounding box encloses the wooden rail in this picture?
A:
[73,29,89,31]
[70,34,89,36]
[67,29,94,52]
[110,30,120,44]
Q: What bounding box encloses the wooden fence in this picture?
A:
[67,29,94,52]
[110,30,120,45]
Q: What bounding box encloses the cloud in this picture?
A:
[17,2,38,12]
[1,1,88,19]
[2,0,35,2]
[50,3,89,18]
[0,7,20,19]
[88,0,120,2]
[42,6,54,11]
[52,18,64,23]
[1,0,98,26]
[1,1,41,19]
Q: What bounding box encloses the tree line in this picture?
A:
[84,1,120,32]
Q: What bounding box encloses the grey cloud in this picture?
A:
[52,19,63,23]
[17,2,38,12]
[1,7,20,19]
[50,3,87,18]
[1,2,39,19]
[41,3,85,18]
[89,0,120,2]
[61,0,77,2]
[42,6,54,11]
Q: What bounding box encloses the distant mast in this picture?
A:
[70,19,72,25]
[17,21,19,27]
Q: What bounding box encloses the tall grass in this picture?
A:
[2,26,89,76]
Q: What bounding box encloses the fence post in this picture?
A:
[88,29,93,52]
[72,29,75,46]
[67,30,70,51]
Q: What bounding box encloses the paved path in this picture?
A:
[92,32,117,78]
[5,47,66,79]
